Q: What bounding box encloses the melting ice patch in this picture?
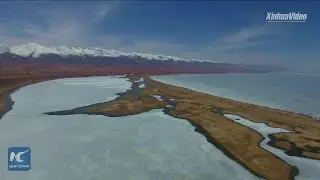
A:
[139,83,146,88]
[151,95,163,101]
[135,78,146,88]
[134,78,143,83]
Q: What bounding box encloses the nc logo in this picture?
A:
[8,147,31,171]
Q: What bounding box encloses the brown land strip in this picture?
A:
[87,95,167,116]
[86,75,167,117]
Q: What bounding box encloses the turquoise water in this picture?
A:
[153,73,320,117]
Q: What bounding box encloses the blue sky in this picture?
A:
[0,1,319,72]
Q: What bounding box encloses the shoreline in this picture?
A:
[0,90,14,119]
[0,80,43,119]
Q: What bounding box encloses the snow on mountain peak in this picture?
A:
[7,43,212,63]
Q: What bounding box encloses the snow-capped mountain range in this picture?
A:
[5,43,210,63]
[0,43,283,74]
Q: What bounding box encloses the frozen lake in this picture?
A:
[0,76,259,180]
